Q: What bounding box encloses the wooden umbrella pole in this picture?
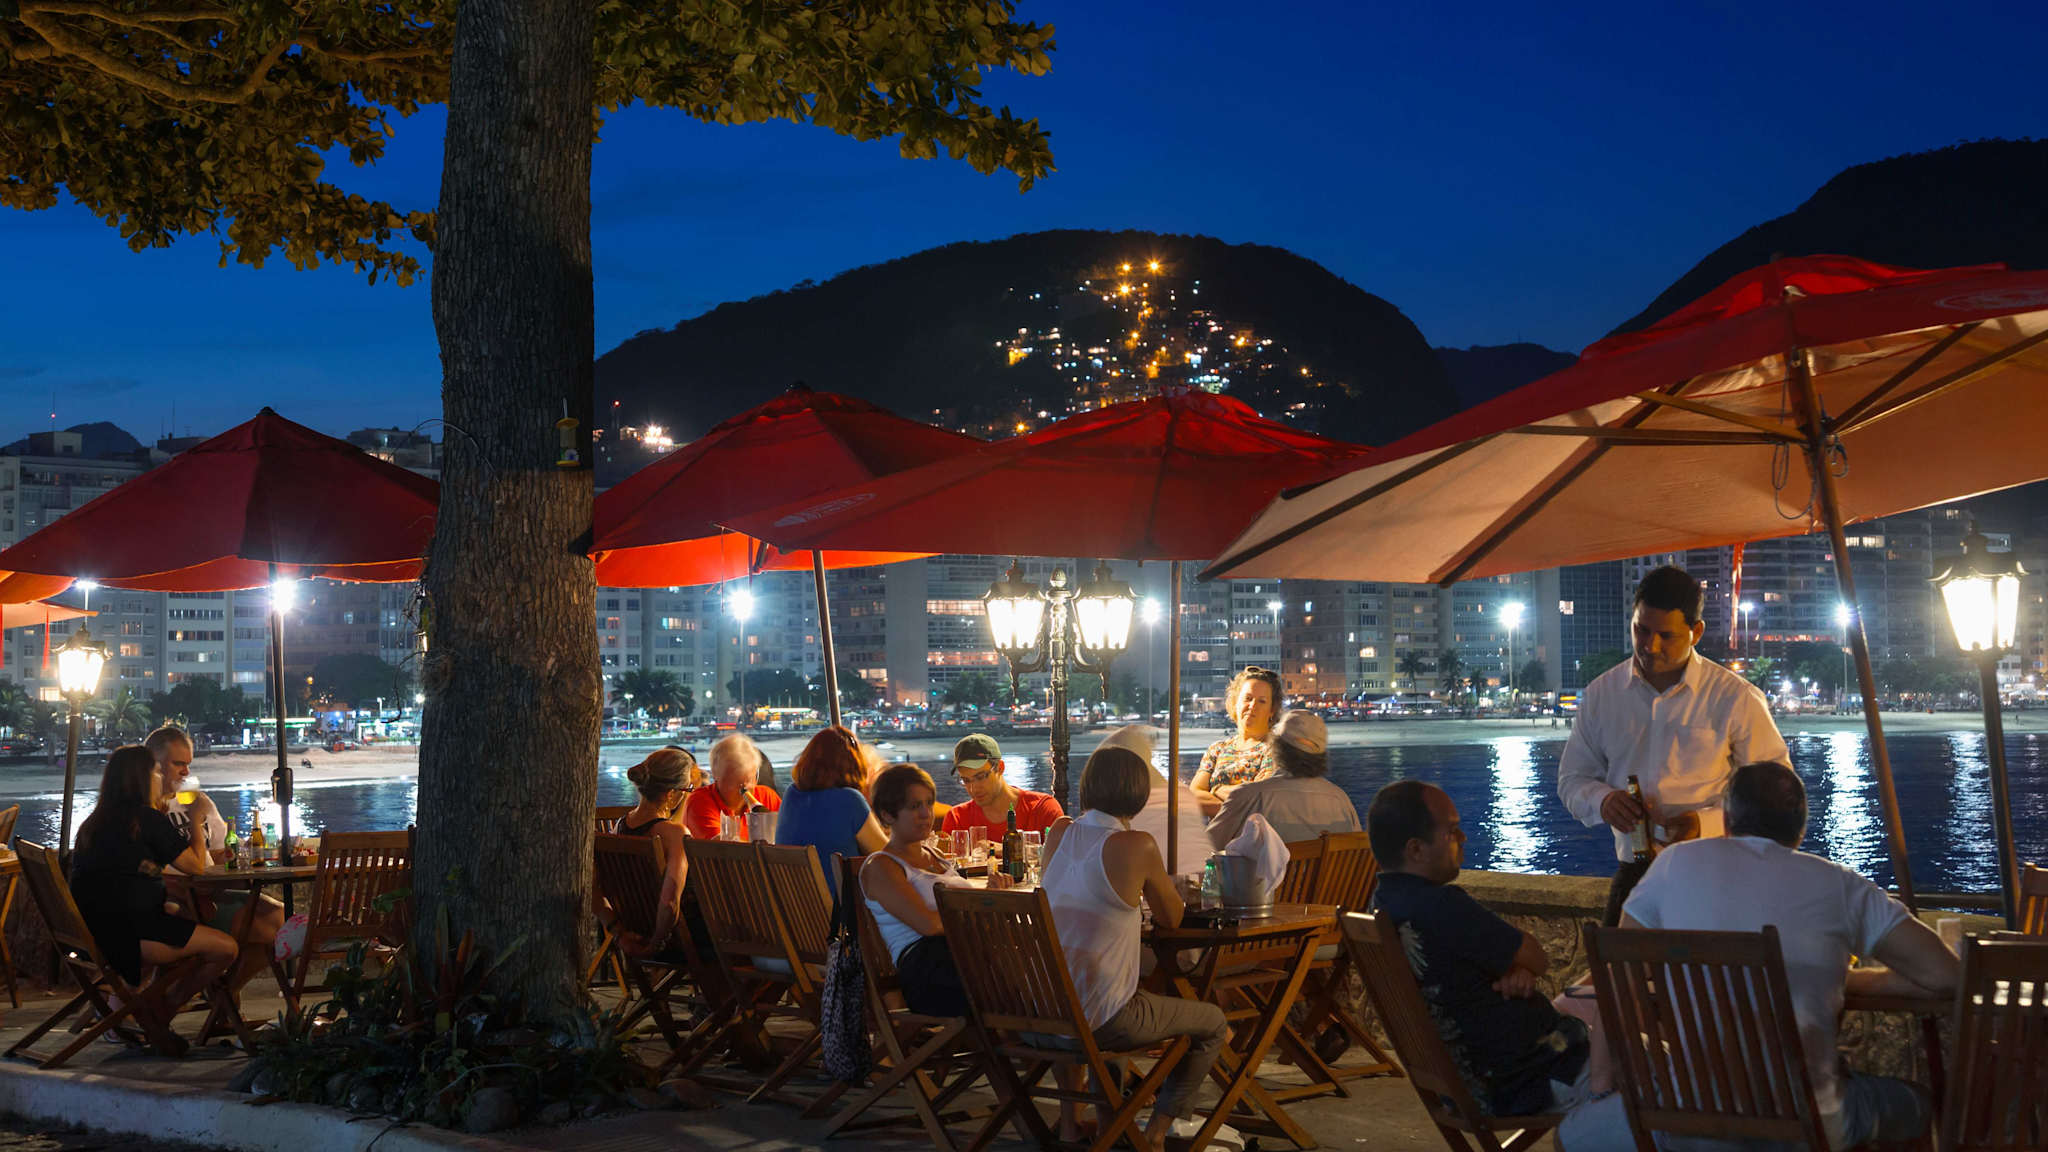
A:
[812,552,841,728]
[1167,561,1182,875]
[1791,352,1917,909]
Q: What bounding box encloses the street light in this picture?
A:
[54,624,108,867]
[985,559,1135,805]
[1501,601,1525,707]
[1834,602,1853,707]
[1934,522,2026,926]
[1739,600,1756,658]
[1140,597,1165,722]
[730,587,755,727]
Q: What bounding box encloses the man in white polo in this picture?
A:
[1558,566,1787,925]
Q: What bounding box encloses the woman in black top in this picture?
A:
[70,745,239,1000]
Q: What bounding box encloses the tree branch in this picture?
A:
[22,1,238,26]
[18,10,294,104]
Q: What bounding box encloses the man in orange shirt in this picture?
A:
[681,733,782,840]
[940,733,1063,838]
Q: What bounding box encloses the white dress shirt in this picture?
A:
[1557,654,1787,862]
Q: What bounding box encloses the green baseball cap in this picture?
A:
[953,733,1002,768]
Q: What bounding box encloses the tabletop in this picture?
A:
[1148,903,1338,944]
[186,863,320,886]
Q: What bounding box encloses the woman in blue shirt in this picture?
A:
[775,726,886,893]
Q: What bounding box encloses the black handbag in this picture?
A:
[819,883,871,1084]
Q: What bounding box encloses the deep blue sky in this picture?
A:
[3,0,2041,447]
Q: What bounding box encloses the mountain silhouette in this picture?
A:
[1614,139,2048,334]
[594,230,1455,451]
[1435,343,1577,407]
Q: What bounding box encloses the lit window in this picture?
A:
[1359,646,1376,658]
[1558,600,1575,616]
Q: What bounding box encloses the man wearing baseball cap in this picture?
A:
[1207,710,1360,848]
[940,732,1065,839]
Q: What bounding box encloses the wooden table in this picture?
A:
[1842,987,1950,1107]
[184,863,319,1047]
[1148,903,1338,1151]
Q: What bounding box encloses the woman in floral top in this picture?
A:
[1192,666,1281,816]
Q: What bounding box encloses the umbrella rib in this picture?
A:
[1505,426,1784,446]
[1829,321,1981,429]
[1624,391,1801,440]
[1430,387,1676,586]
[1833,326,2048,437]
[1198,437,1494,580]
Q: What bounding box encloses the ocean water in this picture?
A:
[7,731,2042,892]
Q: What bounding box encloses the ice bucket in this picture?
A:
[1210,853,1272,912]
[749,810,777,843]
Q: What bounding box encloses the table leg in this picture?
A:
[1174,930,1323,1151]
[1920,1015,1945,1108]
[195,883,265,1049]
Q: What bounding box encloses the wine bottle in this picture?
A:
[1002,805,1026,883]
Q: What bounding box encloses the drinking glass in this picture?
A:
[1021,830,1043,866]
[720,813,742,841]
[968,827,988,863]
[949,830,970,860]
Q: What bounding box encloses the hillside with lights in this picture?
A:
[592,230,1458,470]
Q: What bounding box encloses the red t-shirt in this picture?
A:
[681,784,782,841]
[940,789,1064,838]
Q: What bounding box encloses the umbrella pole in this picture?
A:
[813,552,842,729]
[268,563,294,901]
[1792,355,1916,909]
[1167,561,1183,875]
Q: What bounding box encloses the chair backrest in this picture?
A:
[684,838,797,966]
[593,833,667,940]
[306,830,412,945]
[1942,936,2048,1151]
[1276,836,1325,904]
[1341,911,1490,1122]
[1584,924,1829,1149]
[595,805,634,834]
[936,886,1094,1041]
[2016,864,2048,936]
[759,843,834,966]
[12,840,103,967]
[0,805,19,847]
[1313,831,1380,910]
[839,855,908,998]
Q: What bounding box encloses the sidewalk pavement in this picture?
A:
[0,982,1548,1152]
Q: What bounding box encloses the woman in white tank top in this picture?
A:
[1037,746,1232,1144]
[860,763,1011,1018]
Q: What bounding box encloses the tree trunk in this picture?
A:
[420,0,598,1019]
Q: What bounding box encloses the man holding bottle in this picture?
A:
[1557,566,1787,925]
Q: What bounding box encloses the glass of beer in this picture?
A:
[175,774,200,806]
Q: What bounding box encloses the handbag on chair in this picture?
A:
[819,884,871,1084]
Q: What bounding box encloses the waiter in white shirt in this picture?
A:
[1557,566,1787,925]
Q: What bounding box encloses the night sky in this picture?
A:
[3,0,2042,447]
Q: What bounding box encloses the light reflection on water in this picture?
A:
[5,731,2044,892]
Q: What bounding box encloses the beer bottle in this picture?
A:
[224,828,241,871]
[1003,804,1026,883]
[1625,775,1653,862]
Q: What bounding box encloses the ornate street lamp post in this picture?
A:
[985,559,1135,806]
[55,624,109,868]
[1934,523,2025,926]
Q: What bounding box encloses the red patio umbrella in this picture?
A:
[0,408,438,862]
[591,386,983,725]
[729,390,1374,868]
[1206,255,2048,906]
[0,601,89,631]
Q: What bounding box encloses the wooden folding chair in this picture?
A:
[5,840,201,1068]
[1585,923,1833,1152]
[1282,831,1399,1094]
[1342,911,1558,1152]
[288,829,411,1009]
[673,839,818,1097]
[820,855,989,1148]
[584,808,643,991]
[937,885,1193,1152]
[0,804,20,1007]
[754,841,852,1109]
[590,832,692,1051]
[1941,935,2048,1151]
[2015,864,2048,936]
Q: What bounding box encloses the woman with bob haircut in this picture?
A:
[1037,745,1229,1144]
[70,745,241,1022]
[858,763,1010,1017]
[776,725,886,894]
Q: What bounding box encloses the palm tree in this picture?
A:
[1395,650,1431,695]
[92,686,152,740]
[611,669,690,719]
[1437,649,1465,700]
[0,678,35,735]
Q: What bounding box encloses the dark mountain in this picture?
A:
[1434,343,1577,407]
[1,421,144,459]
[1614,139,2048,334]
[594,229,1455,450]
